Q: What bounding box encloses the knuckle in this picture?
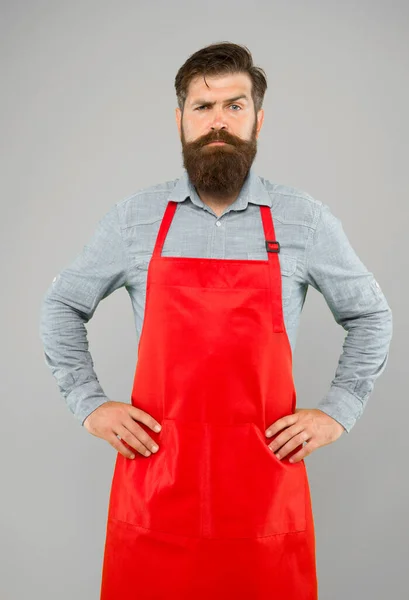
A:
[126,421,159,452]
[273,438,286,452]
[118,440,136,459]
[130,438,151,456]
[140,432,157,451]
[109,438,118,451]
[109,434,132,457]
[129,406,142,421]
[119,430,149,456]
[137,443,151,457]
[133,407,143,419]
[110,437,122,453]
[126,423,146,444]
[134,406,146,419]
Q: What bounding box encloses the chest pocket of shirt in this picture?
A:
[247,251,297,307]
[279,253,297,307]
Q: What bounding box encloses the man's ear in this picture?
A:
[255,108,264,139]
[175,107,182,138]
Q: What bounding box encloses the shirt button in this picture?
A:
[216,221,221,227]
[52,276,57,283]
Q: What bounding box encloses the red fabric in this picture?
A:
[100,201,318,599]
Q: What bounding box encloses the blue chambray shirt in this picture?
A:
[39,167,393,433]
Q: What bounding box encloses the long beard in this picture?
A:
[180,120,258,198]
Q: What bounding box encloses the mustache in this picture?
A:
[195,132,241,147]
[181,127,257,152]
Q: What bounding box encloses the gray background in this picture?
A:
[1,1,407,598]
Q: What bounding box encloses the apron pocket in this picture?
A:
[107,419,307,540]
[206,422,307,539]
[107,418,203,538]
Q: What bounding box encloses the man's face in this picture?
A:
[175,72,264,198]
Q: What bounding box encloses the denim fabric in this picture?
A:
[39,167,393,433]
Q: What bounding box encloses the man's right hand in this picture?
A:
[83,401,162,459]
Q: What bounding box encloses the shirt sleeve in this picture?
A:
[39,202,129,426]
[304,202,393,433]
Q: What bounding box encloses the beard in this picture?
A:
[180,116,258,199]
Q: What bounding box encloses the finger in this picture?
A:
[271,430,310,460]
[115,425,155,457]
[108,432,137,459]
[129,406,162,433]
[267,424,305,454]
[265,413,298,438]
[123,420,160,454]
[289,440,317,463]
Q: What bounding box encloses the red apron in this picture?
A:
[100,200,318,599]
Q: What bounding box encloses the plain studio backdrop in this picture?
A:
[1,1,407,598]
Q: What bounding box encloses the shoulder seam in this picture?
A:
[116,182,179,208]
[269,187,322,206]
[114,202,132,287]
[304,202,324,277]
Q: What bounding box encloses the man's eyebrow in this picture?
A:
[191,95,249,107]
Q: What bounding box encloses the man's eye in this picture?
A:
[195,104,242,111]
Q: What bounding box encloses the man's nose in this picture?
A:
[209,108,228,130]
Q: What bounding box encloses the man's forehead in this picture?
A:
[187,73,252,100]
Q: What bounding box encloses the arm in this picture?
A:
[39,202,129,426]
[304,202,393,433]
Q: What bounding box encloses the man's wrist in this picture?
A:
[316,385,365,433]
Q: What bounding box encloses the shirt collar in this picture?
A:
[168,165,272,211]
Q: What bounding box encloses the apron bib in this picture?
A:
[100,201,318,599]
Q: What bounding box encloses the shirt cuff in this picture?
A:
[316,384,365,433]
[65,380,110,426]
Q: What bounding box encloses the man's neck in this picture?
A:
[195,188,240,218]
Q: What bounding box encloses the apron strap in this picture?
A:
[152,201,178,258]
[153,201,284,333]
[260,205,285,333]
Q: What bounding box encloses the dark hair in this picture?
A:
[174,41,268,115]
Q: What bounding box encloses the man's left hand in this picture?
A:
[265,408,345,463]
